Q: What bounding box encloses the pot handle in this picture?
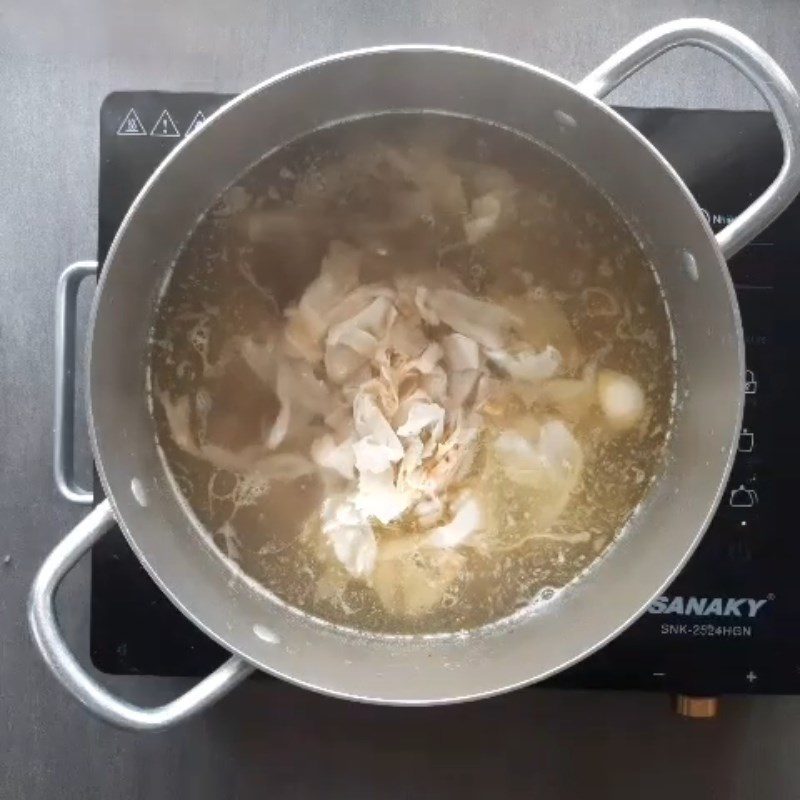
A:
[28,500,255,730]
[577,18,800,259]
[54,260,97,505]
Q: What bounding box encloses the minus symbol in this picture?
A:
[653,672,666,677]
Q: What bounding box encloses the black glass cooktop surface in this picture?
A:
[92,91,800,694]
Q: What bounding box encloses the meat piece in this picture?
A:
[267,400,291,449]
[291,240,362,345]
[324,343,368,385]
[387,315,428,358]
[464,192,502,244]
[426,289,521,349]
[267,360,331,449]
[493,419,582,490]
[442,333,480,371]
[447,369,481,409]
[353,388,394,440]
[238,335,278,387]
[311,433,356,480]
[325,284,396,331]
[397,400,445,439]
[354,468,413,524]
[248,453,316,481]
[422,411,481,492]
[158,391,315,480]
[499,294,582,372]
[396,436,425,495]
[320,495,377,578]
[380,146,468,217]
[470,163,517,196]
[486,345,562,382]
[283,311,324,363]
[420,367,448,405]
[159,392,195,452]
[327,295,396,356]
[351,386,404,476]
[394,268,467,314]
[414,496,445,529]
[427,494,483,548]
[372,548,465,617]
[405,342,443,375]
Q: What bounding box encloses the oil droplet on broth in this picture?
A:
[148,114,676,635]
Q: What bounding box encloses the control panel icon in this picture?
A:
[729,485,758,508]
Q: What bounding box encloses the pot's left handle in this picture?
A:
[28,501,255,730]
[54,260,97,505]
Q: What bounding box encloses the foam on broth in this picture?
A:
[148,114,675,635]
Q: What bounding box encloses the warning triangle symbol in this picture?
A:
[151,109,180,138]
[185,110,207,137]
[117,108,146,136]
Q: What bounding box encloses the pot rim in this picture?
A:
[87,44,743,704]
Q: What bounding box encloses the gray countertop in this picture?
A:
[3,1,800,797]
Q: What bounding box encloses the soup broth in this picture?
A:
[149,114,675,635]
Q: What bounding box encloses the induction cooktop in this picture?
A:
[89,91,800,700]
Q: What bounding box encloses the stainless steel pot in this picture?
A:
[30,19,800,729]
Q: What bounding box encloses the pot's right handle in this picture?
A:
[28,500,255,730]
[577,18,800,259]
